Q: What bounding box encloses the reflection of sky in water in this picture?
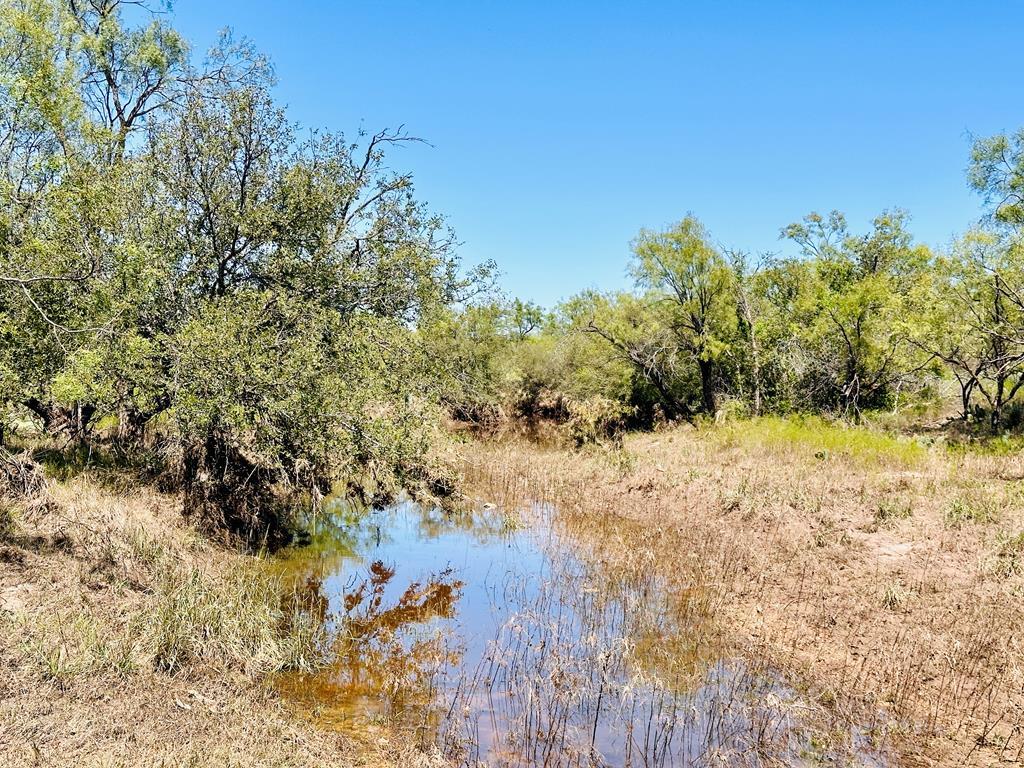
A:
[320,499,549,668]
[277,498,891,767]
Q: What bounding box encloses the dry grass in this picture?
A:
[460,418,1024,767]
[0,474,441,768]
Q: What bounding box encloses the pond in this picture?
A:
[274,496,888,767]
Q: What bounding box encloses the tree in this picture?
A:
[566,290,694,420]
[918,232,1024,426]
[0,0,483,540]
[781,210,931,415]
[969,129,1024,229]
[629,215,736,415]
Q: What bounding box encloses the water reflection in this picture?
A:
[275,498,888,766]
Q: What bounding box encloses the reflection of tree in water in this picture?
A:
[318,560,466,732]
[412,504,521,544]
[343,560,464,634]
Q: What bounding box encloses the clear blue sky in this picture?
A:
[171,1,1024,308]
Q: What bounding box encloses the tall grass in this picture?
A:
[460,428,1024,764]
[151,563,326,677]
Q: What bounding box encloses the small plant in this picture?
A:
[944,494,1000,528]
[19,612,138,685]
[872,500,913,531]
[0,448,49,537]
[602,446,637,476]
[881,582,913,611]
[813,516,846,548]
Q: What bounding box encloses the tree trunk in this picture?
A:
[182,425,287,549]
[698,358,716,415]
[959,376,974,422]
[23,398,95,443]
[644,368,692,422]
[992,374,1005,430]
[750,337,762,416]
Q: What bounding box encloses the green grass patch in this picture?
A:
[945,432,1024,457]
[705,415,926,467]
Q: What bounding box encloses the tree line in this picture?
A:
[440,131,1024,438]
[5,1,1024,542]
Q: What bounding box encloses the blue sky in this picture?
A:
[171,1,1024,307]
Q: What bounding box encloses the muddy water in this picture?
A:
[275,498,887,767]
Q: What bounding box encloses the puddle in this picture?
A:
[275,498,889,766]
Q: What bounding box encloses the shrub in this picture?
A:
[565,395,634,447]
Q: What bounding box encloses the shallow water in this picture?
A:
[275,497,888,767]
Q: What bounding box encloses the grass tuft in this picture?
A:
[17,611,139,685]
[151,563,326,677]
[988,531,1024,579]
[881,582,913,611]
[871,500,913,531]
[944,494,1000,528]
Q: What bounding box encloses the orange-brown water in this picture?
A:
[274,498,890,766]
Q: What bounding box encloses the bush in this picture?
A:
[565,395,634,447]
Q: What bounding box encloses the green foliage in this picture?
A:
[0,0,482,539]
[779,210,932,414]
[12,0,1024,537]
[630,215,737,373]
[970,129,1024,228]
[707,416,925,467]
